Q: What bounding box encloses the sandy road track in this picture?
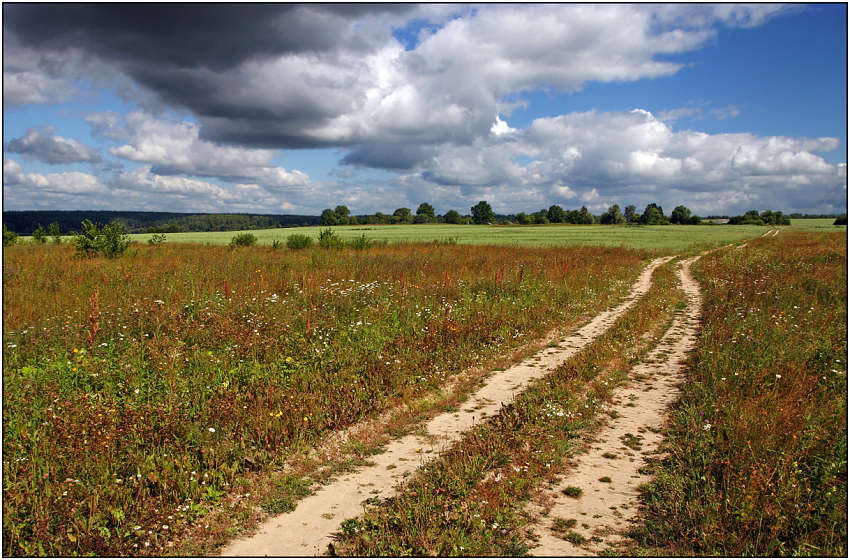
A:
[219,257,673,557]
[525,256,702,556]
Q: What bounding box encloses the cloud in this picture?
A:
[90,111,311,191]
[401,109,846,215]
[6,127,102,164]
[4,4,787,161]
[3,158,109,210]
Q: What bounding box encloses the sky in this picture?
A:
[3,3,847,216]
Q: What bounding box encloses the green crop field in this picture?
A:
[123,223,796,252]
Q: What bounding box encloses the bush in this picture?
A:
[229,232,257,247]
[32,224,48,244]
[318,228,344,249]
[48,222,62,244]
[834,215,847,226]
[148,233,167,246]
[72,220,130,258]
[286,233,314,249]
[347,233,373,250]
[3,225,18,247]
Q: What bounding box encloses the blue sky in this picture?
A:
[3,4,846,216]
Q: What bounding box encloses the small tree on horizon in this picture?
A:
[471,201,495,224]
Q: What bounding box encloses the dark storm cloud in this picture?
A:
[3,4,409,70]
[341,143,435,171]
[5,128,102,164]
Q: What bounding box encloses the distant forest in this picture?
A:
[2,211,321,235]
[2,209,842,236]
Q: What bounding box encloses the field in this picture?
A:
[3,226,846,556]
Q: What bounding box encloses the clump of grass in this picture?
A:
[598,476,612,483]
[562,486,583,498]
[631,232,847,557]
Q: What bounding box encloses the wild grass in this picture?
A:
[2,241,646,556]
[331,260,686,556]
[629,231,847,556]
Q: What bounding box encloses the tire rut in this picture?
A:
[524,255,703,556]
[218,256,673,557]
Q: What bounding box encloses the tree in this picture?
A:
[416,202,435,221]
[600,204,626,225]
[547,205,566,223]
[470,201,495,224]
[393,207,413,224]
[334,205,351,224]
[624,205,639,223]
[834,215,847,226]
[515,212,531,224]
[640,203,668,225]
[320,208,338,226]
[577,206,595,224]
[444,210,462,224]
[670,205,692,224]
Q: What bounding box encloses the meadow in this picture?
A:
[2,225,845,556]
[127,223,769,252]
[3,241,645,556]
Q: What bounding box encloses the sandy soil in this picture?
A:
[218,256,673,557]
[524,256,702,556]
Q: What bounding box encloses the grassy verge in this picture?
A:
[2,242,645,556]
[331,259,687,556]
[628,232,847,556]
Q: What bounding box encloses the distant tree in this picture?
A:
[834,215,847,225]
[470,201,496,224]
[32,224,48,243]
[444,210,462,224]
[600,204,626,225]
[641,203,668,225]
[334,205,351,224]
[533,210,549,224]
[416,202,435,221]
[670,205,692,224]
[576,206,595,224]
[48,222,62,244]
[547,205,566,223]
[515,212,531,224]
[624,205,639,223]
[320,208,338,226]
[393,207,413,224]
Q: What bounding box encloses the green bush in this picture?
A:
[148,233,167,246]
[229,232,257,247]
[286,233,314,249]
[347,233,373,250]
[3,225,18,247]
[72,220,130,258]
[318,228,344,249]
[32,224,47,244]
[48,222,62,244]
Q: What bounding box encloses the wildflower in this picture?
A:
[208,427,216,433]
[703,423,712,431]
[775,374,782,379]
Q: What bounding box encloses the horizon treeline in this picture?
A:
[2,206,842,236]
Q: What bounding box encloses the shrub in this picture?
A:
[72,220,130,258]
[347,233,373,250]
[148,233,167,246]
[32,224,47,244]
[229,232,257,247]
[48,222,62,244]
[834,215,847,226]
[318,228,344,249]
[286,233,314,249]
[3,225,18,247]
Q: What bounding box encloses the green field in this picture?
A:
[125,223,809,252]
